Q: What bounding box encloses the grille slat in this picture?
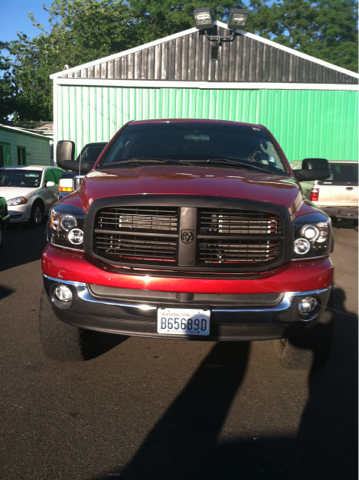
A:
[96,206,178,232]
[199,209,282,236]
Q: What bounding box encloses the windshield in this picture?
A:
[0,169,42,187]
[98,123,288,174]
[77,143,107,165]
[318,162,358,185]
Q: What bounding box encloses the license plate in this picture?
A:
[157,308,210,336]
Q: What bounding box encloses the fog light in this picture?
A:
[294,238,310,254]
[68,228,84,245]
[298,297,318,314]
[54,285,73,302]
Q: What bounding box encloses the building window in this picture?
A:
[17,147,26,165]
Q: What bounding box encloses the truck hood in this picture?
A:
[76,165,303,213]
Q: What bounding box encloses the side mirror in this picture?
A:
[57,141,75,169]
[62,160,93,174]
[46,181,55,188]
[293,158,330,182]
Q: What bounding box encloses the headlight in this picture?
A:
[293,213,332,260]
[47,204,86,251]
[7,196,28,206]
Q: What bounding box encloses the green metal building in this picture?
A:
[0,124,53,167]
[50,21,359,163]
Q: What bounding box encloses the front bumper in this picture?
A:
[43,274,332,341]
[8,204,31,223]
[321,206,358,220]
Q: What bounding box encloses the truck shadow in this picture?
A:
[0,222,48,272]
[93,287,357,480]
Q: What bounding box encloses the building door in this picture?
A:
[0,143,10,167]
[17,147,26,165]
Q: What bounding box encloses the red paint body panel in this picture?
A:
[62,167,303,215]
[42,244,333,294]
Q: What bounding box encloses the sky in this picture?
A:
[1,0,52,44]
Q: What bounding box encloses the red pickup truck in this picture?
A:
[40,119,334,369]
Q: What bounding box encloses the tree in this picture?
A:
[0,46,17,124]
[246,0,358,71]
[8,0,134,122]
[127,0,242,44]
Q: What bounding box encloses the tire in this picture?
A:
[0,223,3,250]
[29,201,44,227]
[39,287,97,361]
[274,305,334,370]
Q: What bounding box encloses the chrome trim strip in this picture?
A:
[43,274,330,314]
[44,274,156,311]
[213,288,331,313]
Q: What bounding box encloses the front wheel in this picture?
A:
[0,223,3,249]
[39,288,97,361]
[274,309,333,370]
[29,202,44,227]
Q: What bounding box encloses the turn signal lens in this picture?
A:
[317,222,329,243]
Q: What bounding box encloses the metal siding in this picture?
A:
[56,86,358,161]
[62,26,357,83]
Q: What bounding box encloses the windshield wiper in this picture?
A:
[181,158,276,174]
[102,157,174,167]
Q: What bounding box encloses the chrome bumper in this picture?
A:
[43,274,332,341]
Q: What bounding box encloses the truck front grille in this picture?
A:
[92,202,286,272]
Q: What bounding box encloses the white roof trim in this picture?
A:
[216,21,359,79]
[50,20,359,81]
[0,123,52,140]
[53,78,359,91]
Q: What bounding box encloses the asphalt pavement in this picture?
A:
[0,218,357,480]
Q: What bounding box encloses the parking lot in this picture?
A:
[0,219,357,480]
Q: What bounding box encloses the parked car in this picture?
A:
[290,160,358,230]
[39,119,333,370]
[0,165,64,226]
[58,142,108,198]
[0,196,10,249]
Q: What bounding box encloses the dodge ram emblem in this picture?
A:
[181,230,195,245]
